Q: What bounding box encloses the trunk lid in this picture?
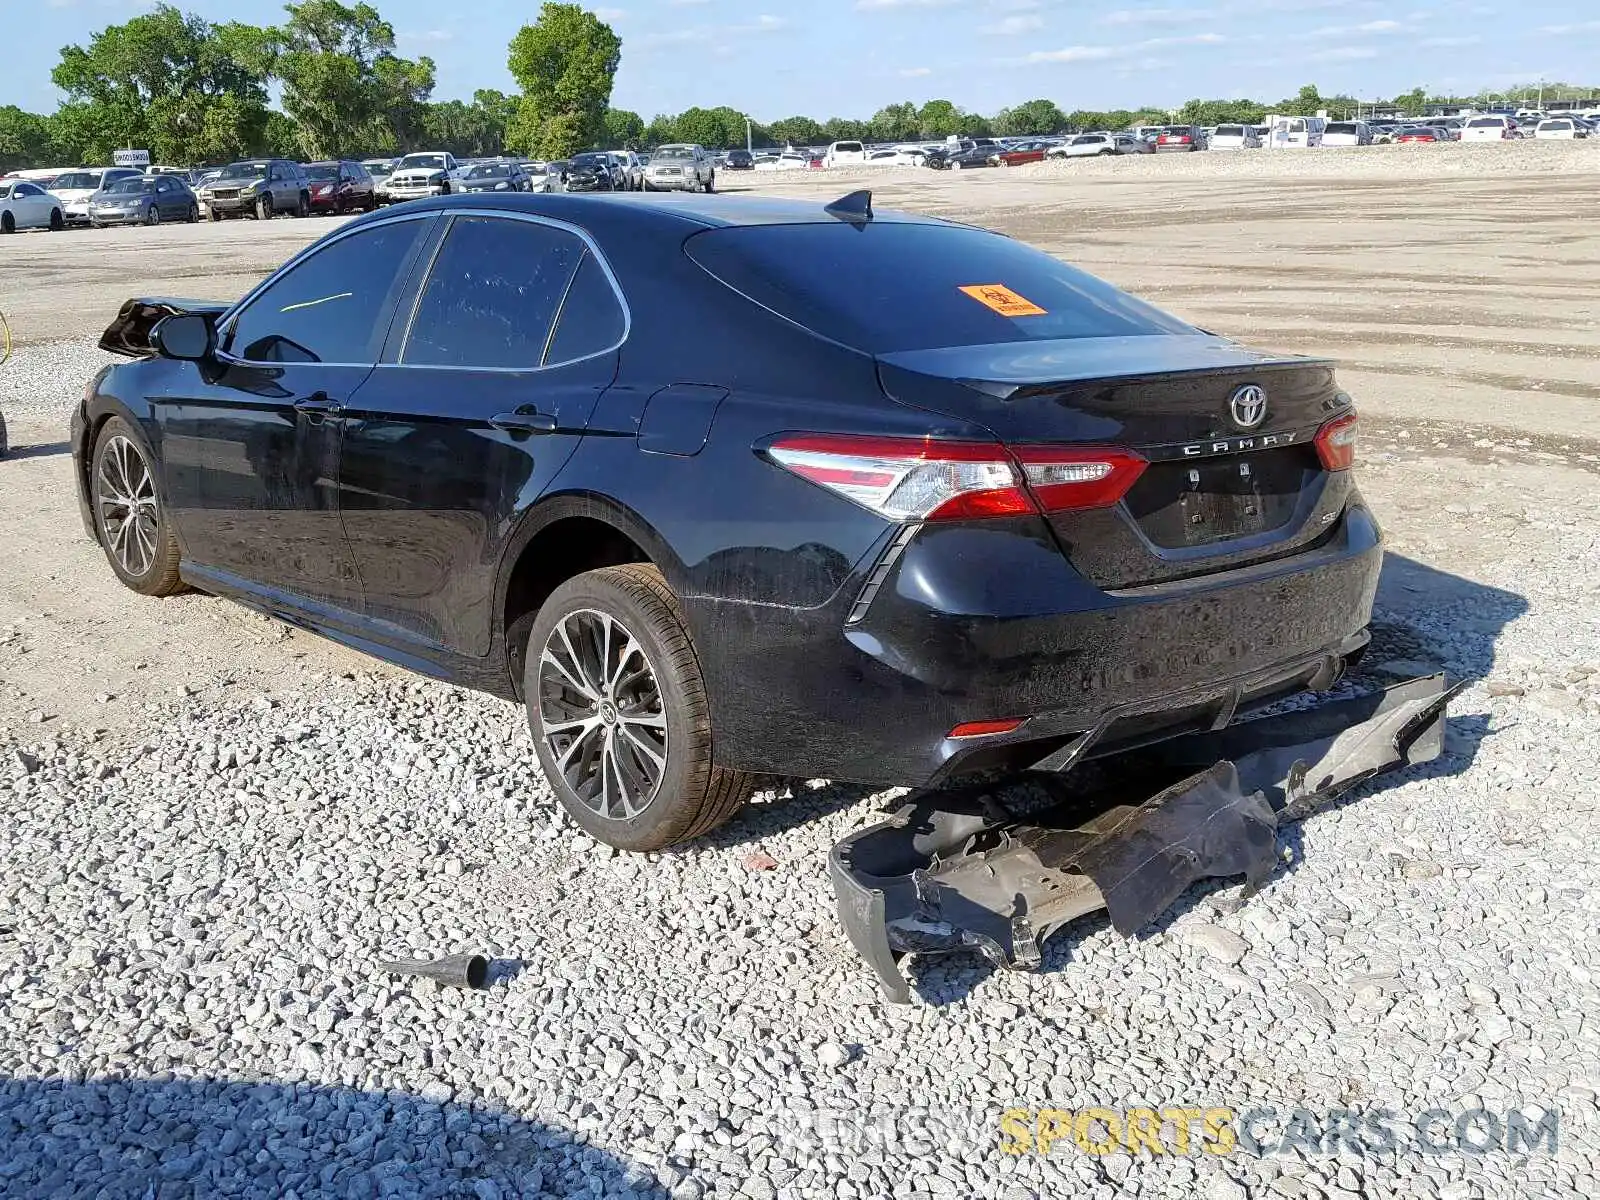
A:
[876,335,1355,589]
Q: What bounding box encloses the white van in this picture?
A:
[1267,116,1326,148]
[44,165,144,225]
[1321,121,1371,147]
[1209,124,1261,149]
[1461,115,1516,142]
[823,140,867,167]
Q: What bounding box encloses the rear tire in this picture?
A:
[704,171,715,194]
[90,417,183,597]
[296,192,310,217]
[49,208,64,231]
[525,564,755,851]
[186,202,199,223]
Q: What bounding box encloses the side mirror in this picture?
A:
[150,313,216,362]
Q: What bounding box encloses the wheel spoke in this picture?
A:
[617,723,666,773]
[541,645,595,701]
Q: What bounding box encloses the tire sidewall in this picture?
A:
[524,571,708,850]
[91,416,175,595]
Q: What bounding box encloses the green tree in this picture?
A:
[1277,84,1324,116]
[49,4,273,165]
[869,101,919,142]
[1390,87,1428,113]
[766,115,823,146]
[994,98,1066,136]
[917,99,963,137]
[0,107,65,172]
[822,117,869,141]
[644,113,678,146]
[506,2,621,158]
[1176,97,1266,126]
[602,107,644,148]
[262,110,302,157]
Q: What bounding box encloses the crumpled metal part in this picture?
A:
[829,673,1461,1003]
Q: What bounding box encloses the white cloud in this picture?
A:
[1025,31,1223,62]
[856,0,959,9]
[397,28,454,42]
[1101,7,1213,25]
[1419,34,1482,46]
[982,14,1044,34]
[593,7,627,19]
[899,66,934,76]
[637,13,786,46]
[1306,45,1380,60]
[1539,20,1600,32]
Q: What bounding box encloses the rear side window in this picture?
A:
[546,253,626,364]
[1325,123,1357,135]
[685,222,1192,354]
[226,218,426,364]
[403,215,585,369]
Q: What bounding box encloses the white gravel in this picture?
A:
[4,350,1600,1194]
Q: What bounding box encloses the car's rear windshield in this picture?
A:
[1467,117,1503,127]
[1214,125,1245,136]
[1325,123,1358,134]
[684,221,1192,354]
[306,164,340,180]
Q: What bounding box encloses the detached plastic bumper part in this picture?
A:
[829,673,1461,1003]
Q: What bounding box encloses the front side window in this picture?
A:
[225,219,426,364]
[402,216,586,370]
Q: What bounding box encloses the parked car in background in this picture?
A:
[49,167,143,225]
[459,160,533,193]
[925,141,1000,170]
[201,159,311,220]
[1208,124,1262,150]
[1154,125,1206,151]
[304,160,377,214]
[608,151,645,191]
[752,151,812,171]
[990,140,1053,167]
[1394,126,1447,143]
[560,153,618,192]
[1460,115,1516,141]
[1051,132,1149,158]
[384,152,464,201]
[0,179,64,232]
[1267,116,1326,147]
[531,161,567,193]
[89,175,198,227]
[863,147,928,167]
[724,148,755,170]
[1321,121,1372,147]
[1535,118,1588,139]
[191,168,223,191]
[823,140,868,167]
[643,144,715,191]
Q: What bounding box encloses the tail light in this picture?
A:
[765,434,1147,521]
[1314,412,1359,471]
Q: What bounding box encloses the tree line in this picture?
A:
[0,1,1590,172]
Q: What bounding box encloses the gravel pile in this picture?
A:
[3,499,1599,1198]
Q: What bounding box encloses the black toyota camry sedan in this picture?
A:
[73,191,1378,850]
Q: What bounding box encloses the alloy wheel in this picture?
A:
[537,608,668,821]
[96,435,159,578]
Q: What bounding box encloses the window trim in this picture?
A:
[392,209,631,374]
[213,210,438,369]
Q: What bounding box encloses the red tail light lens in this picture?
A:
[765,435,1146,521]
[948,717,1025,738]
[1314,412,1359,471]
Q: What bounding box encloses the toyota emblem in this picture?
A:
[1229,384,1268,430]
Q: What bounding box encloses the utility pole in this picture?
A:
[746,117,752,153]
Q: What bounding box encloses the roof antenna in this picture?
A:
[824,189,873,223]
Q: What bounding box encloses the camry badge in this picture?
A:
[1229,384,1268,430]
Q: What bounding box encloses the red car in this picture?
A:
[303,160,378,214]
[1395,127,1445,144]
[990,142,1051,167]
[1154,125,1204,151]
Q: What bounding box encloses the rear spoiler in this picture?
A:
[99,297,229,359]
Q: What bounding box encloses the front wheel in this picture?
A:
[703,171,715,194]
[145,206,161,227]
[255,195,271,221]
[950,161,963,171]
[49,208,64,231]
[91,417,183,596]
[526,564,755,851]
[206,205,220,222]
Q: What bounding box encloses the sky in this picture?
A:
[5,0,1597,121]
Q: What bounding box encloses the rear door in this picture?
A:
[337,212,627,656]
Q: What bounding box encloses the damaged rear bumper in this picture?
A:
[828,673,1461,1003]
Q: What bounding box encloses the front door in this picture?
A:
[338,212,627,656]
[153,212,434,614]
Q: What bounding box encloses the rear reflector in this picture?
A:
[766,434,1147,522]
[1314,412,1359,471]
[948,718,1024,738]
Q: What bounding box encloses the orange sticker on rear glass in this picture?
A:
[958,284,1048,318]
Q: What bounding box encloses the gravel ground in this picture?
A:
[3,165,1600,1195]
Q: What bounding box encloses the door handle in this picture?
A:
[294,392,343,422]
[489,409,558,435]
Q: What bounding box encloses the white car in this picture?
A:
[1320,121,1372,148]
[1208,124,1262,150]
[46,166,143,225]
[384,151,466,201]
[862,148,926,167]
[0,179,65,233]
[1049,132,1148,158]
[1534,118,1588,139]
[823,140,867,167]
[753,152,812,171]
[1460,115,1516,142]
